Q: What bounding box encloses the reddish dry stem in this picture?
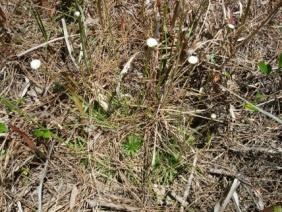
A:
[8,123,46,159]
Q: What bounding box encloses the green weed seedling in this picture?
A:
[20,166,31,186]
[94,156,117,181]
[153,150,184,184]
[20,166,29,176]
[80,158,89,168]
[0,122,8,133]
[151,138,188,184]
[258,61,272,75]
[69,136,86,150]
[122,134,143,156]
[34,128,52,139]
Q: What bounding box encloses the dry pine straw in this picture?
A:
[0,0,281,211]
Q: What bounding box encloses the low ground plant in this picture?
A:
[0,0,281,211]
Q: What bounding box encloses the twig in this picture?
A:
[220,85,282,124]
[168,191,188,207]
[17,201,24,212]
[61,18,79,71]
[230,145,282,154]
[38,142,55,212]
[151,124,158,168]
[208,168,235,177]
[257,95,282,107]
[86,199,140,211]
[160,108,224,123]
[17,35,79,57]
[214,178,241,212]
[46,187,74,211]
[207,168,251,186]
[180,151,198,212]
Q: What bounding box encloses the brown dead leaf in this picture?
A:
[212,72,221,93]
[213,72,221,84]
[8,123,46,159]
[50,1,61,17]
[70,185,79,210]
[50,6,56,17]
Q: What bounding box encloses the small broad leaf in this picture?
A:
[279,53,282,69]
[34,128,52,139]
[0,123,8,133]
[225,72,231,79]
[244,103,259,112]
[258,61,272,75]
[34,130,44,137]
[43,131,52,139]
[20,167,29,176]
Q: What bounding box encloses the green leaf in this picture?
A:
[0,123,8,133]
[279,53,282,69]
[225,72,231,79]
[244,103,259,112]
[43,131,52,139]
[34,128,52,139]
[20,167,29,176]
[34,129,44,137]
[258,61,272,75]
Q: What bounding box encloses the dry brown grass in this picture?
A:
[0,0,281,211]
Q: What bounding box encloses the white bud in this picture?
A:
[237,37,245,42]
[210,113,217,119]
[229,105,236,120]
[146,38,158,47]
[227,24,235,29]
[30,59,41,69]
[74,11,80,17]
[188,55,199,64]
[199,87,204,94]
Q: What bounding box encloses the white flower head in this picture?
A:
[199,87,204,94]
[188,55,199,64]
[237,37,245,42]
[74,11,80,17]
[210,113,217,119]
[146,37,158,48]
[30,59,41,69]
[227,24,235,29]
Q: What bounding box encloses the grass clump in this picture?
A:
[122,134,143,156]
[0,0,281,211]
